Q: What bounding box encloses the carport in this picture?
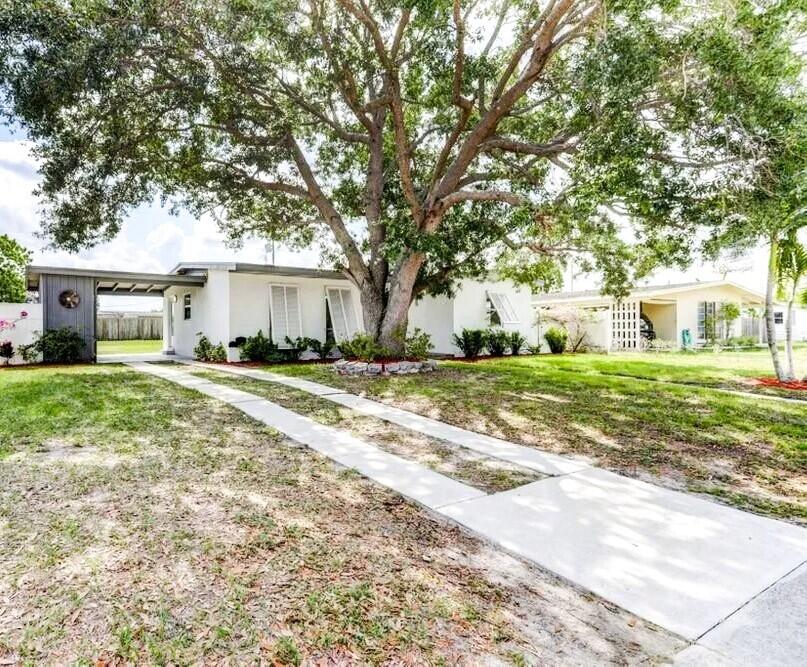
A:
[26,266,206,362]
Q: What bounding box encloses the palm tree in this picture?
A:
[776,231,807,380]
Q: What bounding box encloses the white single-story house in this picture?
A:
[162,262,536,360]
[533,280,807,351]
[20,263,534,361]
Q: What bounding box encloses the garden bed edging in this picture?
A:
[332,358,438,376]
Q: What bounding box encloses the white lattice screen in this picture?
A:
[611,300,640,350]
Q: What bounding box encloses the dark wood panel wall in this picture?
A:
[41,274,97,362]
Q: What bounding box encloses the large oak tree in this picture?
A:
[1,0,801,349]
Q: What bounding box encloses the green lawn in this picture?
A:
[96,339,162,355]
[506,346,807,398]
[273,354,807,522]
[0,365,679,664]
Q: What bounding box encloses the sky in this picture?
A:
[0,124,770,312]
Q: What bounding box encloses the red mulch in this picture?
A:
[754,377,807,390]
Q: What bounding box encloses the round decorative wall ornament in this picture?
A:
[59,289,81,309]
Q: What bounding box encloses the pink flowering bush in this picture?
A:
[0,310,28,332]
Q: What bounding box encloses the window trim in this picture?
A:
[325,285,360,341]
[268,283,303,347]
[487,291,520,325]
[183,293,192,321]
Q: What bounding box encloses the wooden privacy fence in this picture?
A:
[97,312,162,340]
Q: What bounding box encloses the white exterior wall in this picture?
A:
[581,308,611,351]
[163,271,552,358]
[773,305,807,342]
[408,293,454,354]
[0,303,43,364]
[674,285,753,345]
[164,284,209,358]
[451,279,536,355]
[640,302,677,342]
[228,272,362,353]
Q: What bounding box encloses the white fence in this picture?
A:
[0,302,43,365]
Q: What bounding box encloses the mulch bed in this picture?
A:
[754,377,807,390]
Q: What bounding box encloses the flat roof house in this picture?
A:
[25,262,536,360]
[164,263,537,360]
[533,280,807,351]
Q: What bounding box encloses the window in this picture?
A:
[697,301,717,341]
[183,294,191,320]
[326,287,360,341]
[487,292,519,325]
[269,284,302,345]
[774,311,784,325]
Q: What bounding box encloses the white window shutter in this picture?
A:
[488,292,519,324]
[327,288,348,341]
[327,287,359,341]
[285,286,302,340]
[270,285,302,345]
[270,285,288,342]
[341,289,359,337]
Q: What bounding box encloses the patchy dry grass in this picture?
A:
[189,368,542,494]
[0,365,683,664]
[272,358,807,523]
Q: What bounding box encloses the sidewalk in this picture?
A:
[133,361,807,661]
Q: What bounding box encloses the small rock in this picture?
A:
[385,362,400,373]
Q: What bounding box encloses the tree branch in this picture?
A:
[286,133,370,285]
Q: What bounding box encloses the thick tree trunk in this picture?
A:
[765,236,788,381]
[785,294,795,380]
[359,286,386,341]
[376,252,425,354]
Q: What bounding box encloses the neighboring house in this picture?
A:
[533,280,807,351]
[164,262,536,359]
[24,263,536,360]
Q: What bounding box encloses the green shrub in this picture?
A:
[0,340,13,364]
[283,336,309,361]
[240,330,276,361]
[726,335,757,348]
[527,343,542,355]
[17,341,39,363]
[338,333,389,362]
[209,343,228,362]
[195,333,228,362]
[194,333,213,361]
[404,328,433,360]
[452,328,486,358]
[27,327,85,363]
[509,331,526,355]
[544,327,568,354]
[485,329,509,356]
[305,337,336,360]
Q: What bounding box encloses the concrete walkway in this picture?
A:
[133,361,807,660]
[97,352,173,364]
[181,360,588,476]
[130,362,483,510]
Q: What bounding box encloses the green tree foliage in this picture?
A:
[0,0,803,349]
[0,235,31,303]
[776,231,807,378]
[693,1,805,378]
